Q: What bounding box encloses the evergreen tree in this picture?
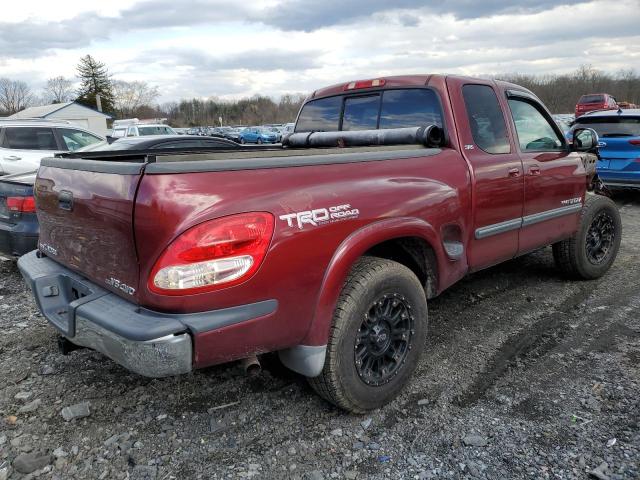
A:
[75,55,115,113]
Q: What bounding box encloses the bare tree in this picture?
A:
[43,76,75,104]
[113,80,160,117]
[0,78,34,115]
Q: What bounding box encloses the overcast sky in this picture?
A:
[2,0,639,103]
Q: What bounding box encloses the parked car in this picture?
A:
[0,170,38,258]
[0,119,104,175]
[174,128,189,135]
[572,108,640,189]
[0,136,240,259]
[112,120,177,138]
[575,93,617,118]
[76,134,241,153]
[19,74,619,413]
[239,127,279,144]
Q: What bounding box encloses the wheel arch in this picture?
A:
[300,217,446,347]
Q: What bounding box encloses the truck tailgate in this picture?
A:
[35,159,144,301]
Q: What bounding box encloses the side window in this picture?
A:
[58,129,102,151]
[379,89,443,129]
[508,99,563,151]
[3,127,57,150]
[462,85,510,154]
[342,95,380,131]
[127,127,137,137]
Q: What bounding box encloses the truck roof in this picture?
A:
[308,74,536,101]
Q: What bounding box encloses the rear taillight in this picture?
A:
[149,212,274,295]
[629,139,640,146]
[6,196,36,213]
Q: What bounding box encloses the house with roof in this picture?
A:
[8,102,111,136]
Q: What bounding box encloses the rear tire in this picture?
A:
[553,194,621,279]
[308,257,428,413]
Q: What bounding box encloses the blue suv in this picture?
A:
[572,109,640,189]
[239,127,279,144]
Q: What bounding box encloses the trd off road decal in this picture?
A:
[279,204,360,229]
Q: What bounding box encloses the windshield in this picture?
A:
[574,116,640,137]
[138,126,176,136]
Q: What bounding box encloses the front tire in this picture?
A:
[553,194,621,279]
[308,257,428,413]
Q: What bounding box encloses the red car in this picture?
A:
[575,93,618,117]
[19,75,621,412]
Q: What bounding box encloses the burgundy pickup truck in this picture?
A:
[19,75,621,412]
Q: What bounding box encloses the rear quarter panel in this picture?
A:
[134,150,471,367]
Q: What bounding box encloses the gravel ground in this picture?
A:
[0,192,638,480]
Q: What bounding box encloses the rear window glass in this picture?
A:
[2,127,57,150]
[580,95,605,104]
[342,95,380,131]
[296,88,443,132]
[379,89,442,129]
[574,116,640,137]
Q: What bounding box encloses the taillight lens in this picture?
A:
[149,212,274,295]
[628,139,640,146]
[6,196,36,213]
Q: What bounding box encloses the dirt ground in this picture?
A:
[0,192,638,480]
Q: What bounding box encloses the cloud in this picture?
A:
[137,48,321,72]
[260,0,592,31]
[0,0,248,58]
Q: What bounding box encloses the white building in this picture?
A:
[9,102,111,136]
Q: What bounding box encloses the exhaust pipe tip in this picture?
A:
[240,355,261,376]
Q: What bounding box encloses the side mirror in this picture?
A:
[106,136,116,144]
[572,128,599,153]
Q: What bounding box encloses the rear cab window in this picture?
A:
[295,88,444,133]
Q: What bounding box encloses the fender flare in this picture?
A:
[300,216,446,346]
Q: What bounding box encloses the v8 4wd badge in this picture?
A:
[280,204,360,229]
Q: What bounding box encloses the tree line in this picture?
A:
[496,65,640,113]
[1,58,639,126]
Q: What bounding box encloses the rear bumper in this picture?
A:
[0,220,38,258]
[18,251,277,378]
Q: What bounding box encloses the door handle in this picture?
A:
[3,155,21,161]
[508,168,521,177]
[529,165,541,176]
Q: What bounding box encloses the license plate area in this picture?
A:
[33,274,106,337]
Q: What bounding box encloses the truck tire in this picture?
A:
[552,194,621,280]
[308,256,428,413]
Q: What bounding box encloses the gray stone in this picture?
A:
[14,391,32,401]
[417,399,430,406]
[53,447,68,458]
[307,471,323,480]
[360,418,372,430]
[61,402,90,421]
[330,428,343,436]
[18,398,41,413]
[131,465,157,480]
[463,435,488,447]
[13,451,52,474]
[0,466,8,480]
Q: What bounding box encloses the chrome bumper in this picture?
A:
[18,250,192,378]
